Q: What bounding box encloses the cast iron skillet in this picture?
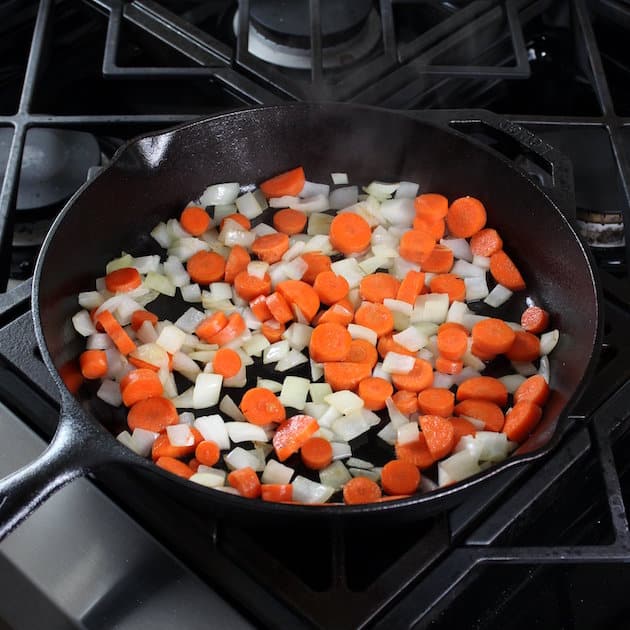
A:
[0,104,601,540]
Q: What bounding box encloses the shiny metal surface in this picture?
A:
[0,400,253,630]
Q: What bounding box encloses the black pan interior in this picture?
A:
[33,104,599,516]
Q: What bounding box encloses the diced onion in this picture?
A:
[282,241,306,261]
[307,212,334,235]
[484,284,513,308]
[262,459,294,485]
[283,256,308,280]
[194,414,229,449]
[263,339,290,364]
[310,359,324,382]
[511,361,538,376]
[192,373,223,409]
[226,422,268,443]
[331,172,349,185]
[464,276,489,302]
[383,298,412,316]
[156,324,187,354]
[393,326,428,352]
[78,291,105,310]
[382,352,415,374]
[499,374,527,393]
[472,254,491,269]
[397,422,420,445]
[72,310,96,337]
[438,450,482,486]
[292,476,335,504]
[380,198,415,226]
[151,222,171,248]
[364,181,399,199]
[198,182,240,206]
[385,397,410,428]
[299,181,330,198]
[331,442,352,460]
[97,379,122,406]
[346,457,374,470]
[433,372,455,389]
[330,258,365,289]
[394,181,419,199]
[318,405,342,428]
[144,272,176,297]
[163,256,190,287]
[304,402,329,419]
[190,470,226,488]
[451,260,485,278]
[130,428,158,457]
[167,424,194,447]
[279,376,310,410]
[276,349,308,372]
[319,461,352,490]
[325,390,364,415]
[309,382,333,404]
[347,323,377,346]
[172,386,195,409]
[440,238,473,262]
[181,283,202,302]
[377,422,397,446]
[540,329,559,355]
[539,355,550,383]
[225,447,264,471]
[372,362,392,382]
[235,192,264,219]
[174,307,206,334]
[412,294,449,324]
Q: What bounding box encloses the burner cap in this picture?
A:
[0,128,101,215]
[250,0,372,48]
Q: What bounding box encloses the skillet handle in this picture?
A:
[0,395,121,542]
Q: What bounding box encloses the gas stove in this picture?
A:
[1,1,630,628]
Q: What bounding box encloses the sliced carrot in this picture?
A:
[273,208,307,235]
[489,250,526,291]
[187,251,226,284]
[313,271,349,306]
[393,390,419,415]
[450,417,477,441]
[470,342,496,362]
[437,325,468,360]
[261,484,293,502]
[131,309,158,332]
[438,321,469,335]
[189,458,200,473]
[120,368,164,406]
[470,228,503,257]
[105,267,142,293]
[346,339,378,368]
[358,377,393,411]
[456,376,508,406]
[435,356,463,374]
[206,312,246,346]
[521,306,550,334]
[395,434,435,469]
[252,232,290,264]
[420,244,454,274]
[471,318,516,355]
[396,270,425,304]
[399,228,435,264]
[503,401,543,443]
[343,476,382,504]
[273,414,319,462]
[505,330,541,362]
[417,387,455,417]
[152,428,202,460]
[446,196,487,238]
[260,166,305,198]
[212,347,242,379]
[309,322,351,362]
[413,216,445,241]
[359,273,400,304]
[276,280,320,323]
[354,302,394,338]
[414,193,449,222]
[377,334,416,359]
[220,213,251,232]
[79,349,108,379]
[323,362,372,392]
[391,358,434,392]
[95,310,136,355]
[240,387,286,426]
[513,374,550,406]
[266,291,294,324]
[181,205,210,236]
[156,456,193,479]
[195,440,221,466]
[329,212,372,255]
[419,414,456,460]
[261,319,286,343]
[429,274,466,303]
[196,311,228,342]
[317,298,354,326]
[234,270,272,301]
[300,252,332,284]
[300,437,333,470]
[250,294,273,322]
[127,396,179,432]
[228,467,262,498]
[59,360,83,395]
[224,244,251,284]
[454,399,505,432]
[381,460,420,495]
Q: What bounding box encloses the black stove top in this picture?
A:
[1,1,630,628]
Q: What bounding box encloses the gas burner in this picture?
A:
[234,0,381,69]
[0,128,101,218]
[576,209,625,248]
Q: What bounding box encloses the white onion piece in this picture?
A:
[225,447,264,472]
[318,405,341,428]
[371,225,397,247]
[364,181,399,199]
[325,390,364,415]
[130,428,158,457]
[211,203,236,225]
[372,362,392,382]
[346,457,374,470]
[382,352,415,374]
[472,254,491,270]
[371,243,398,258]
[156,324,186,354]
[303,234,333,254]
[106,253,133,274]
[331,442,352,460]
[462,313,489,330]
[172,386,194,409]
[347,323,377,346]
[279,376,310,410]
[299,180,330,198]
[475,431,511,462]
[97,379,122,406]
[464,276,489,302]
[304,402,329,419]
[87,333,113,350]
[438,450,482,486]
[458,415,485,430]
[172,351,201,377]
[161,370,178,399]
[115,296,144,326]
[190,470,226,488]
[385,397,410,428]
[392,256,421,281]
[433,372,456,389]
[199,182,240,206]
[168,237,209,262]
[218,395,245,422]
[144,272,176,297]
[359,255,389,274]
[505,321,524,332]
[484,284,513,308]
[283,322,313,351]
[94,294,123,317]
[78,291,104,310]
[163,256,190,287]
[377,422,397,446]
[167,424,194,447]
[499,374,527,393]
[270,194,329,213]
[328,185,359,211]
[276,349,308,372]
[222,364,247,388]
[412,294,449,324]
[178,412,195,426]
[72,310,96,337]
[283,256,308,280]
[510,361,537,377]
[180,284,202,303]
[319,461,352,490]
[174,308,206,334]
[332,413,370,442]
[380,198,415,226]
[397,422,420,445]
[308,382,332,404]
[310,359,324,382]
[540,329,559,355]
[282,240,306,261]
[263,339,290,364]
[262,459,294,485]
[252,222,277,237]
[307,212,334,235]
[440,238,473,262]
[330,258,365,289]
[451,259,486,277]
[151,222,171,248]
[117,431,134,451]
[246,260,268,280]
[292,476,335,504]
[235,191,264,219]
[383,299,412,317]
[194,414,229,449]
[452,366,482,386]
[243,334,270,357]
[313,427,335,442]
[192,373,222,409]
[454,434,483,460]
[222,226,256,249]
[394,181,420,199]
[539,355,550,383]
[462,350,485,371]
[226,422,268,443]
[331,172,349,185]
[350,467,381,482]
[393,326,428,352]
